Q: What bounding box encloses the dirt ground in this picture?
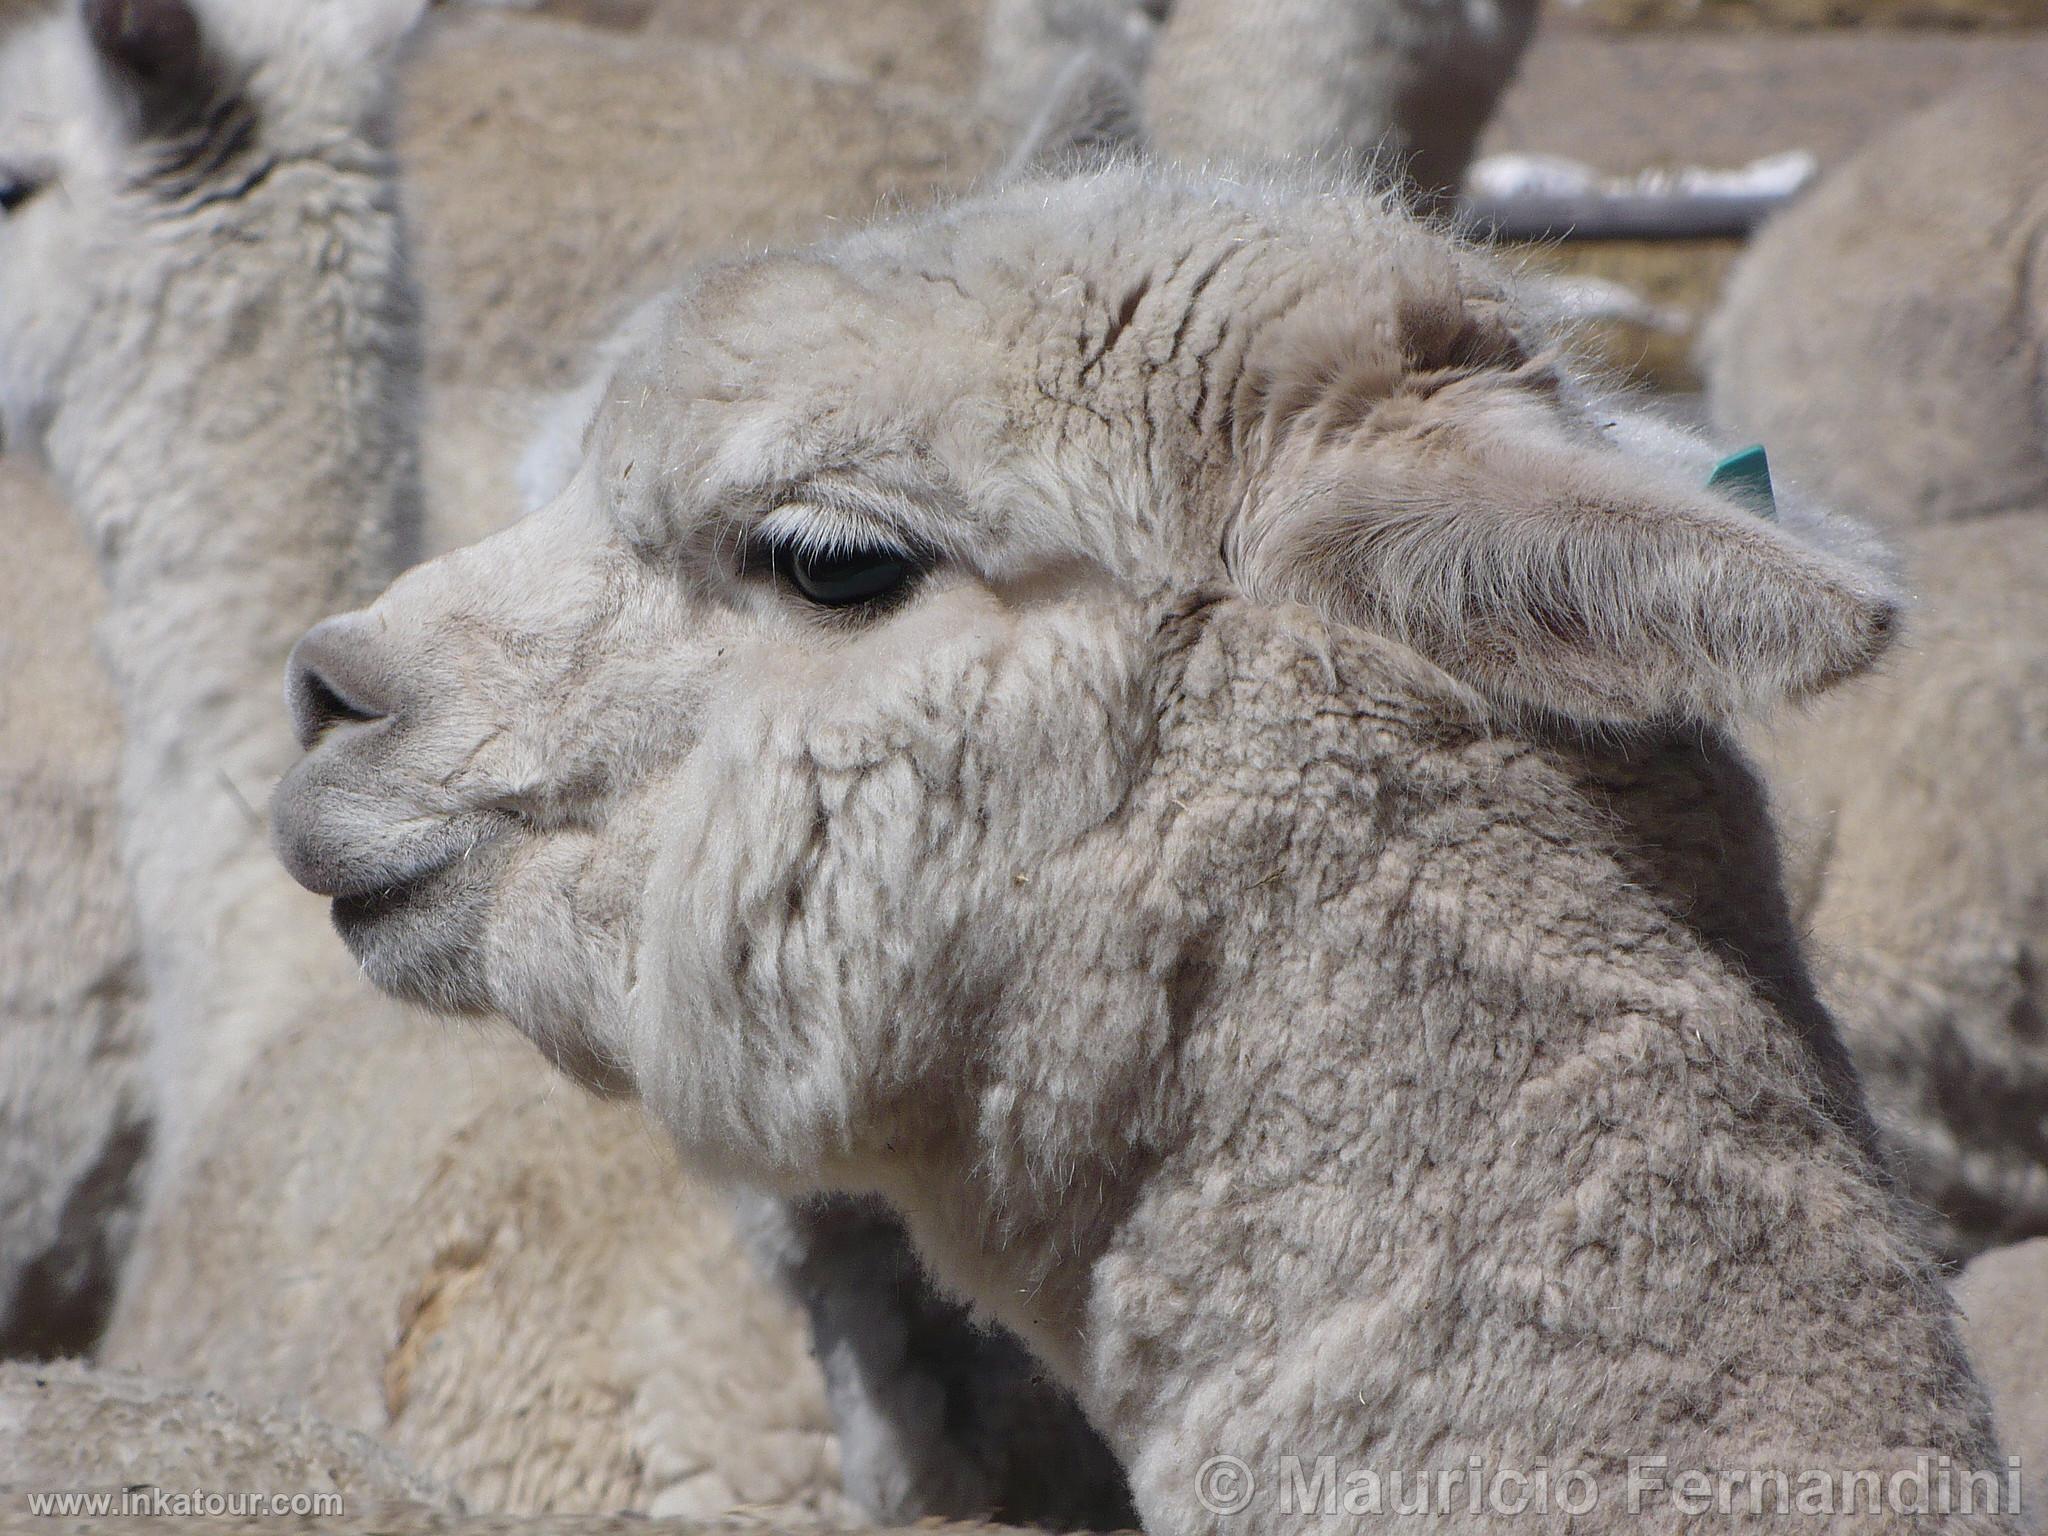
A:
[1489,28,2048,172]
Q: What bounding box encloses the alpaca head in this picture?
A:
[0,0,423,455]
[274,165,1899,1179]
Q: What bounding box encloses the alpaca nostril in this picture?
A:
[286,618,397,751]
[301,668,378,729]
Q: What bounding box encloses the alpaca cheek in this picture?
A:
[622,745,800,1089]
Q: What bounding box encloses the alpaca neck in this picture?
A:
[44,154,421,1173]
[897,614,1995,1533]
[1117,733,1990,1533]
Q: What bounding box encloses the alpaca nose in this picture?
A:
[286,616,400,750]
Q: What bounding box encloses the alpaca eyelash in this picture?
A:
[751,501,906,556]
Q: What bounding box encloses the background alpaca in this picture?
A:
[0,1,144,1359]
[1702,75,2048,534]
[978,0,1160,130]
[275,163,2008,1534]
[1955,1237,2048,1483]
[0,458,142,1361]
[1756,513,2048,1260]
[0,0,422,1188]
[4,1361,1023,1536]
[1695,74,2048,1260]
[979,0,1537,207]
[1142,0,1538,206]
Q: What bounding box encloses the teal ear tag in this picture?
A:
[1708,444,1777,521]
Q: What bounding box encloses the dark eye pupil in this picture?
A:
[785,545,915,608]
[0,180,32,214]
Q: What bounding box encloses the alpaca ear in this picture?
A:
[1229,384,1900,726]
[83,0,222,140]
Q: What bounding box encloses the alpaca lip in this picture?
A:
[272,749,512,903]
[273,807,476,903]
[320,815,514,923]
[302,817,503,917]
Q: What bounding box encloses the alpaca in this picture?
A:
[1141,0,1539,207]
[275,162,2013,1534]
[0,3,146,1367]
[1702,69,2048,1258]
[0,457,144,1361]
[1702,74,2048,533]
[0,0,430,1186]
[1954,1238,2048,1487]
[978,0,1160,130]
[979,0,1536,208]
[1756,509,2048,1260]
[0,0,858,1519]
[2,1362,1016,1536]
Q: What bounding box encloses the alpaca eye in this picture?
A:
[0,172,41,215]
[762,535,928,610]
